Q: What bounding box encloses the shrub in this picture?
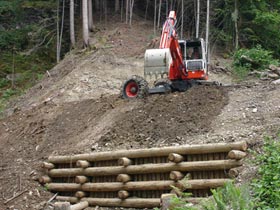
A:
[202,181,254,210]
[233,46,279,79]
[251,137,280,209]
[166,181,254,210]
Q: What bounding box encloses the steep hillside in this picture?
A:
[0,20,280,210]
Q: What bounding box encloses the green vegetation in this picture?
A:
[232,46,279,80]
[213,0,280,57]
[0,0,57,112]
[168,181,253,210]
[202,182,254,210]
[252,136,280,209]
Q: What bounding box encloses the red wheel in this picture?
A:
[125,81,139,98]
[121,75,149,99]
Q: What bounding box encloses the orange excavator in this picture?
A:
[121,11,216,98]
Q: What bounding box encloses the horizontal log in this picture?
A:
[76,160,90,168]
[41,162,55,169]
[169,171,184,181]
[81,198,160,208]
[49,168,84,177]
[118,190,130,199]
[118,157,132,167]
[228,150,247,160]
[179,179,230,190]
[48,160,241,177]
[47,183,81,192]
[56,196,205,208]
[71,201,88,210]
[47,179,230,192]
[75,176,89,184]
[117,174,131,183]
[39,176,52,184]
[56,196,78,204]
[168,153,184,163]
[48,141,247,164]
[82,181,174,192]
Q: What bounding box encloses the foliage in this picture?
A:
[232,46,279,79]
[202,181,254,210]
[251,136,280,209]
[165,181,254,210]
[0,0,57,112]
[170,194,198,210]
[212,0,280,57]
[0,26,32,50]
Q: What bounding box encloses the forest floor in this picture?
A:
[0,18,280,210]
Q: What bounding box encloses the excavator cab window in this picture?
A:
[179,40,186,60]
[186,41,202,60]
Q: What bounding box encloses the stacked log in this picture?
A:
[40,141,248,208]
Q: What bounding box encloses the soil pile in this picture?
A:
[99,86,228,150]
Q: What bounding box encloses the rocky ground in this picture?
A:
[0,19,280,210]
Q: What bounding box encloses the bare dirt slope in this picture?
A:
[0,20,280,210]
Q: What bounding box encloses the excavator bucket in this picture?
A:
[144,48,172,80]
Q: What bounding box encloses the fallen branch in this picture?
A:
[4,190,28,204]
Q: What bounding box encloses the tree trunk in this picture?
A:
[157,0,162,28]
[56,0,60,63]
[234,0,239,50]
[121,0,124,21]
[129,0,134,26]
[70,0,75,48]
[88,0,93,31]
[59,0,65,53]
[125,0,129,24]
[195,0,200,38]
[104,0,107,25]
[145,0,149,21]
[115,0,120,12]
[205,0,210,59]
[94,0,99,10]
[180,0,183,39]
[154,0,157,35]
[82,0,89,47]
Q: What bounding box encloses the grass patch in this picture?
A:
[251,136,280,209]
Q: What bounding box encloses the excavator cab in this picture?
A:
[185,39,208,77]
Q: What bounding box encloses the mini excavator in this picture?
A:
[121,11,218,98]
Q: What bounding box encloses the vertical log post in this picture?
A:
[75,191,87,198]
[161,194,177,210]
[76,160,90,168]
[168,153,184,163]
[41,162,55,169]
[117,174,131,183]
[118,157,132,167]
[228,150,247,160]
[75,176,89,184]
[39,176,52,184]
[118,190,130,199]
[228,168,239,178]
[71,201,89,210]
[54,202,71,210]
[169,171,184,181]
